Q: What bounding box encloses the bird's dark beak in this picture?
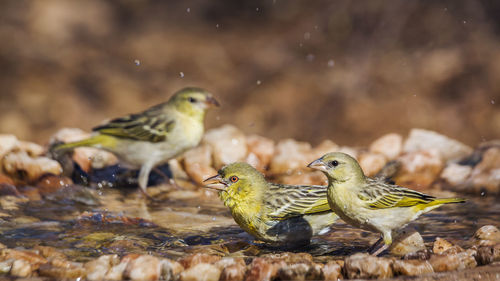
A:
[203,174,226,191]
[307,159,327,172]
[205,96,220,107]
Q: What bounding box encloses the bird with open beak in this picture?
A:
[204,162,338,245]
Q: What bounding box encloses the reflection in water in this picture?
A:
[0,185,499,262]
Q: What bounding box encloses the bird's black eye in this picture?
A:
[188,97,197,103]
[330,160,339,167]
[229,176,239,183]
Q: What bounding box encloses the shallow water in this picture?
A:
[0,183,499,262]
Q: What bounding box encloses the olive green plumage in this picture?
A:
[55,87,219,193]
[204,162,338,245]
[308,152,465,255]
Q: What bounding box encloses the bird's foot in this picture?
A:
[370,243,389,256]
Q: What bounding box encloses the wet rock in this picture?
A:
[180,263,221,281]
[440,163,472,186]
[433,237,454,255]
[10,259,35,277]
[245,135,275,172]
[183,144,217,185]
[403,129,473,162]
[476,244,500,265]
[0,173,15,186]
[358,152,387,177]
[467,147,500,195]
[390,230,426,257]
[0,259,13,274]
[38,258,86,279]
[18,186,42,201]
[392,259,434,276]
[105,256,131,281]
[36,174,73,195]
[203,125,247,169]
[393,150,443,190]
[263,252,314,264]
[160,258,184,281]
[473,225,500,246]
[124,255,161,281]
[344,253,394,279]
[429,249,477,272]
[370,133,403,160]
[179,253,221,269]
[270,139,312,174]
[277,262,323,281]
[245,257,284,281]
[217,258,246,281]
[85,255,120,281]
[73,147,118,172]
[2,151,62,182]
[34,246,67,261]
[322,261,342,281]
[0,249,47,267]
[0,184,20,196]
[0,195,29,210]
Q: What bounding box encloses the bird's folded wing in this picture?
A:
[266,184,331,220]
[93,109,175,143]
[359,178,436,209]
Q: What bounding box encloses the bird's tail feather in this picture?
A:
[52,135,116,152]
[416,197,466,211]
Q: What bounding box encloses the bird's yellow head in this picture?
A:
[308,152,365,184]
[168,87,219,119]
[204,162,267,209]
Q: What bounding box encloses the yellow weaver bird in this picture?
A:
[308,152,465,255]
[204,162,338,245]
[54,87,219,194]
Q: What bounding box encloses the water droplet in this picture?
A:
[327,59,335,67]
[463,20,467,24]
[256,80,261,85]
[491,100,495,105]
[444,7,448,12]
[231,138,239,145]
[179,72,184,78]
[256,7,260,11]
[134,59,141,66]
[314,25,319,30]
[413,94,417,97]
[186,7,190,13]
[303,32,311,40]
[299,42,303,48]
[212,217,217,221]
[306,53,315,62]
[480,191,485,196]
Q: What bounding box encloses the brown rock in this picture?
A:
[245,134,275,172]
[0,259,13,274]
[403,129,472,162]
[429,249,477,272]
[49,127,91,144]
[476,244,500,265]
[390,230,426,257]
[73,147,118,172]
[2,151,62,182]
[440,163,472,187]
[38,258,86,279]
[0,134,19,159]
[322,261,342,281]
[124,255,161,281]
[392,259,434,276]
[219,263,246,281]
[17,186,42,201]
[277,262,323,281]
[105,257,130,281]
[0,174,14,186]
[10,259,35,277]
[245,257,283,281]
[179,253,221,269]
[180,263,221,281]
[270,139,312,174]
[393,150,443,190]
[474,225,500,246]
[344,253,394,279]
[183,144,217,185]
[359,152,388,177]
[0,184,20,196]
[36,175,73,195]
[370,133,403,160]
[263,252,314,264]
[203,125,247,169]
[433,237,454,255]
[160,258,184,281]
[468,147,500,195]
[0,249,47,266]
[17,141,44,157]
[85,255,120,281]
[34,246,67,260]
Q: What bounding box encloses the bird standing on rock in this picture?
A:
[54,87,219,195]
[204,162,338,245]
[308,152,465,255]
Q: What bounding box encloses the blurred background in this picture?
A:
[0,0,499,147]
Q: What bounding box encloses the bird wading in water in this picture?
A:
[308,152,465,255]
[204,162,338,245]
[54,87,219,195]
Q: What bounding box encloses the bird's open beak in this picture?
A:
[205,96,220,107]
[203,174,226,191]
[307,159,328,172]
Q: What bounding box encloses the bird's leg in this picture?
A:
[153,167,182,190]
[138,162,155,199]
[370,231,392,256]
